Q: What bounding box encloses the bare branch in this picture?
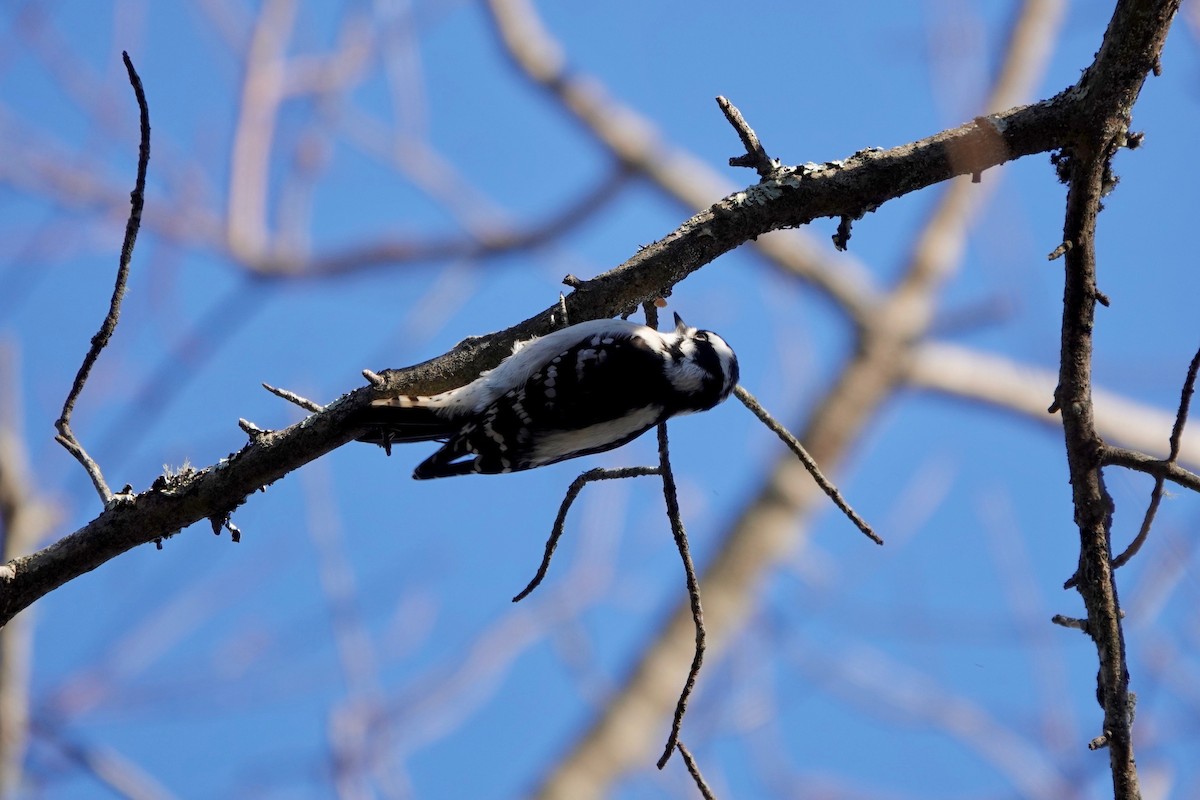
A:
[1048,240,1073,260]
[1165,344,1200,461]
[262,383,326,413]
[653,423,705,770]
[53,52,150,505]
[676,741,717,800]
[1055,125,1136,800]
[1051,614,1090,632]
[0,396,363,628]
[716,96,774,178]
[513,466,659,603]
[1104,344,1200,573]
[1102,446,1200,493]
[237,418,269,440]
[734,385,882,545]
[1049,3,1180,796]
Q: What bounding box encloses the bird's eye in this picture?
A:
[694,332,708,341]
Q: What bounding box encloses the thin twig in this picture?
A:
[1051,614,1089,632]
[53,52,149,505]
[1110,344,1200,572]
[513,466,659,602]
[1100,446,1200,492]
[237,418,269,440]
[676,741,717,800]
[1154,342,1196,457]
[1047,240,1072,260]
[655,422,705,770]
[734,385,883,545]
[261,383,325,412]
[715,96,774,178]
[1108,474,1166,575]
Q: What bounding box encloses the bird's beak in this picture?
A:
[673,312,687,333]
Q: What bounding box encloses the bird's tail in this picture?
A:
[353,396,460,454]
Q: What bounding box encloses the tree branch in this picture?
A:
[1107,344,1200,574]
[716,96,775,178]
[652,423,705,770]
[53,52,149,505]
[1050,3,1180,797]
[513,466,659,603]
[1102,446,1200,492]
[734,385,881,545]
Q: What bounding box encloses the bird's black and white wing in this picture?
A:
[354,315,738,479]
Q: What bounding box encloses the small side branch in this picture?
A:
[54,52,150,505]
[735,385,883,545]
[1166,346,1200,463]
[1051,614,1090,632]
[238,418,269,441]
[832,215,854,251]
[513,466,659,602]
[655,423,705,770]
[262,383,325,413]
[1101,446,1200,493]
[716,96,775,178]
[1102,343,1200,573]
[676,741,716,800]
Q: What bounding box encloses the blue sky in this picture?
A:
[2,2,1199,798]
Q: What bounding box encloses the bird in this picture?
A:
[355,313,738,479]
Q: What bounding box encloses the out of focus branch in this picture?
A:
[907,341,1200,467]
[35,725,177,800]
[789,639,1074,798]
[0,350,60,799]
[0,5,623,286]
